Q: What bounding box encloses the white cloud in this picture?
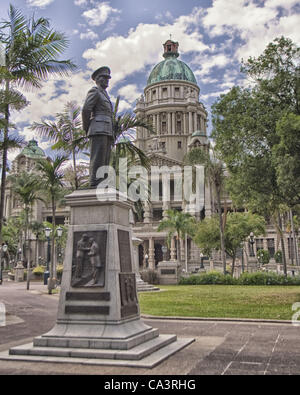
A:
[8,148,21,164]
[194,53,231,77]
[202,0,300,61]
[80,29,99,40]
[11,71,93,126]
[74,0,88,6]
[26,0,55,7]
[82,12,209,89]
[82,2,121,27]
[118,84,141,104]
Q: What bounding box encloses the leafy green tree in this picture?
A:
[29,221,46,267]
[272,113,300,208]
[157,209,195,266]
[36,155,68,294]
[211,36,299,276]
[112,96,154,170]
[31,101,87,190]
[63,162,89,190]
[185,147,227,274]
[10,171,45,289]
[2,216,24,258]
[193,212,266,275]
[0,5,76,241]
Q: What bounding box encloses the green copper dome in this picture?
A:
[192,130,206,137]
[147,40,197,86]
[20,139,46,159]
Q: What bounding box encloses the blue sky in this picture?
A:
[0,0,299,164]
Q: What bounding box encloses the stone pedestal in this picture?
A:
[157,260,181,285]
[14,262,25,282]
[247,257,258,273]
[8,189,193,368]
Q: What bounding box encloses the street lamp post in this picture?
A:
[44,227,51,285]
[0,246,3,285]
[0,244,8,285]
[249,232,255,257]
[57,226,63,264]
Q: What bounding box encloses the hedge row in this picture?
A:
[179,271,300,286]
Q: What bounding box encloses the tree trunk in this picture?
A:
[231,255,236,277]
[290,209,299,266]
[72,148,78,190]
[176,235,181,264]
[0,91,10,243]
[216,188,226,274]
[278,213,287,277]
[35,236,39,267]
[48,197,56,294]
[25,207,31,290]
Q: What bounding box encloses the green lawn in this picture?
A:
[138,285,300,321]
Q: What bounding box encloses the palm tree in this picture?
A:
[112,96,154,170]
[185,147,227,274]
[31,101,87,190]
[30,221,46,267]
[36,155,68,294]
[157,209,195,267]
[10,171,45,289]
[0,5,76,241]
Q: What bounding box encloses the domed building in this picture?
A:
[135,40,209,163]
[133,40,213,274]
[132,40,295,278]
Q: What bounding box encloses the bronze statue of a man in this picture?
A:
[82,66,114,188]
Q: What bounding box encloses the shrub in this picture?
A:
[179,271,300,286]
[32,266,45,277]
[179,271,238,285]
[274,250,282,263]
[257,249,270,264]
[238,271,300,285]
[141,270,159,285]
[56,265,64,275]
[56,264,64,282]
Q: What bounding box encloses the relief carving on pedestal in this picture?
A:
[71,231,107,288]
[119,273,138,318]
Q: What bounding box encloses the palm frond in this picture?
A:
[0,88,29,112]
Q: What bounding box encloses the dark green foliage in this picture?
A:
[257,249,270,265]
[180,271,300,286]
[179,271,238,285]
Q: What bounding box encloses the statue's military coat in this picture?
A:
[82,85,114,187]
[82,86,114,137]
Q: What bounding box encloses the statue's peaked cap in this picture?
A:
[92,66,111,81]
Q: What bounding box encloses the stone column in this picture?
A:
[168,113,172,134]
[183,112,187,134]
[170,237,176,260]
[194,113,197,131]
[149,237,155,270]
[172,112,176,135]
[189,112,193,134]
[143,202,151,224]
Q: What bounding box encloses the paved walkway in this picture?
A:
[0,281,299,375]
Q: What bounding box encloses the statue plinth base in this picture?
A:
[157,260,181,285]
[14,261,25,282]
[7,189,194,368]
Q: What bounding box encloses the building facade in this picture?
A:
[132,40,299,272]
[133,40,213,271]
